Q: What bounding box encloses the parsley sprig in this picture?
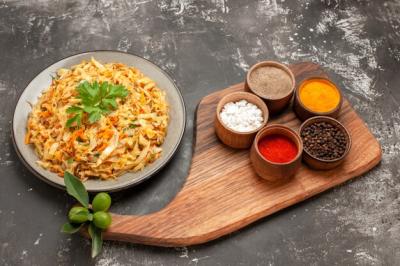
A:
[66,81,129,128]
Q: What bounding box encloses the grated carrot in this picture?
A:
[24,132,31,144]
[40,111,52,118]
[95,142,109,152]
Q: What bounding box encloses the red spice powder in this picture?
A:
[258,134,298,163]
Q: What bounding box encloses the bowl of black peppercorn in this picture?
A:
[299,116,351,170]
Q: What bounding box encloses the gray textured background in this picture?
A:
[1,0,399,265]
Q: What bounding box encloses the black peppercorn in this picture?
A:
[301,121,347,160]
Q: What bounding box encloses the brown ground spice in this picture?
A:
[248,66,292,99]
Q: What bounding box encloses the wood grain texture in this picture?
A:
[103,62,382,247]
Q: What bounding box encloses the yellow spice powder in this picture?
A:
[299,79,340,113]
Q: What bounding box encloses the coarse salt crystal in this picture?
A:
[220,100,263,132]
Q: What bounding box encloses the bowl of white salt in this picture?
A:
[215,91,269,149]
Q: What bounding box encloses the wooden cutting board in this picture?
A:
[103,62,382,246]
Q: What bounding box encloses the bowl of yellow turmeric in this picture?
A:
[293,77,342,121]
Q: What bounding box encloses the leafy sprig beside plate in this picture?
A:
[61,172,112,258]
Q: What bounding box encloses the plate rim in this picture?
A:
[11,50,186,192]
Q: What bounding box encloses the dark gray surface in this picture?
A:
[0,0,399,265]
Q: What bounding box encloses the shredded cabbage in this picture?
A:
[26,58,169,180]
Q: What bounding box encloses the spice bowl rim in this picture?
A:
[295,76,343,116]
[246,60,296,101]
[253,124,303,166]
[216,91,269,135]
[299,116,352,163]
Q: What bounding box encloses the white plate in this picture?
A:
[12,51,186,192]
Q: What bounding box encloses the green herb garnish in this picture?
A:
[66,81,129,128]
[61,172,112,258]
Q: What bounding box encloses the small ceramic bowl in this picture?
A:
[250,125,303,182]
[293,77,343,121]
[215,91,269,149]
[299,116,351,170]
[245,61,295,114]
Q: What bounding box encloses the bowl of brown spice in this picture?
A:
[299,116,351,170]
[245,61,295,114]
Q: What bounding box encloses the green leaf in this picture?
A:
[76,113,83,126]
[129,124,138,129]
[84,81,97,98]
[66,114,82,128]
[64,171,89,208]
[88,111,102,124]
[66,116,76,128]
[83,106,101,114]
[88,223,103,258]
[100,82,109,97]
[108,84,129,98]
[92,81,102,103]
[61,222,83,234]
[66,106,83,114]
[67,158,74,164]
[77,82,94,103]
[101,98,117,109]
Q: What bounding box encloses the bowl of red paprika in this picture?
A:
[250,125,303,182]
